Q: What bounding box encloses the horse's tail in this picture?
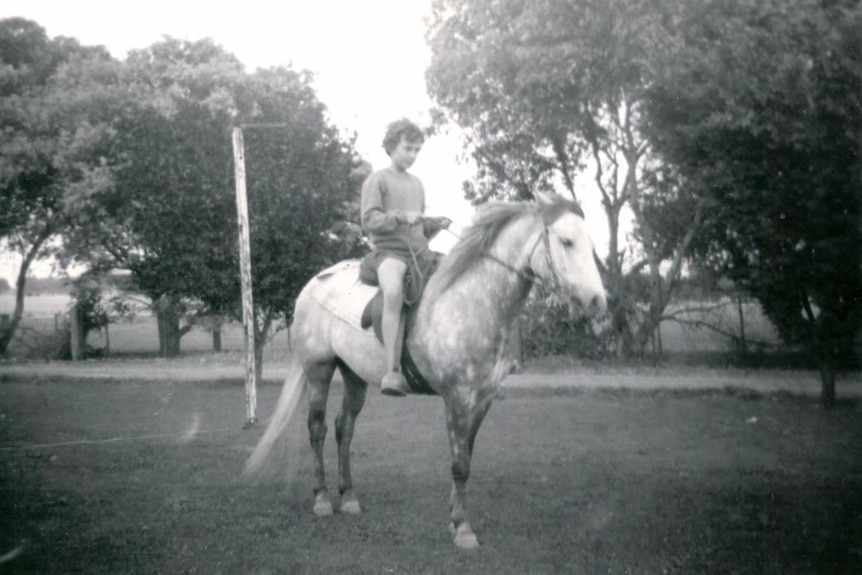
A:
[242,358,308,481]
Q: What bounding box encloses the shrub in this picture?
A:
[517,295,611,360]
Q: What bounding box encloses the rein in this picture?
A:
[404,244,427,306]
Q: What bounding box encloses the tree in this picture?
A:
[71,38,366,372]
[426,0,706,357]
[231,67,368,381]
[644,0,862,406]
[64,38,248,357]
[0,18,117,355]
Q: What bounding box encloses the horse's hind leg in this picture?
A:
[306,360,337,516]
[335,360,368,514]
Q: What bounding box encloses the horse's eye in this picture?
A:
[560,238,574,249]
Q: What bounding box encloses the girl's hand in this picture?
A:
[438,217,453,229]
[402,211,423,225]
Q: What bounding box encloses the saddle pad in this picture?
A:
[309,259,439,396]
[309,260,378,329]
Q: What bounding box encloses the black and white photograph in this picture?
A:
[1,1,860,573]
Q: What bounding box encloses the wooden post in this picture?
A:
[233,126,257,427]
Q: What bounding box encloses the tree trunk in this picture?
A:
[613,304,635,358]
[156,297,185,358]
[254,341,264,384]
[70,303,83,361]
[819,358,836,410]
[253,310,274,384]
[212,328,222,353]
[0,228,53,356]
[0,314,11,356]
[803,298,842,411]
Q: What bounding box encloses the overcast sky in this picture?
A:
[1,1,451,171]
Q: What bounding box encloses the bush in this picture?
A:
[57,275,111,359]
[518,295,611,360]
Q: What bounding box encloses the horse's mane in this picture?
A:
[427,196,583,302]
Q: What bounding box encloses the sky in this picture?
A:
[0,0,613,286]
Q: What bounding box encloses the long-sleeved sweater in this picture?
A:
[360,167,436,255]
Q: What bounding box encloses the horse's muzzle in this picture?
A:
[578,292,607,318]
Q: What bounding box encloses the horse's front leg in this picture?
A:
[444,392,493,550]
[306,361,336,516]
[335,364,368,514]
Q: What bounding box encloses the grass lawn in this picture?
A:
[1,377,861,574]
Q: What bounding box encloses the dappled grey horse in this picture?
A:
[244,194,607,549]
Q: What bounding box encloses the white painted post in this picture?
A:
[232,126,257,427]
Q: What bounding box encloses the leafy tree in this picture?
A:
[62,38,247,357]
[69,38,366,374]
[0,18,117,355]
[426,0,706,357]
[230,67,368,380]
[644,0,861,406]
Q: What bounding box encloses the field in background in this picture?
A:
[1,293,780,361]
[0,294,292,361]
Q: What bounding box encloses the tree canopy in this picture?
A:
[427,0,707,356]
[644,0,861,389]
[427,0,861,404]
[79,38,366,361]
[1,22,367,363]
[0,18,117,353]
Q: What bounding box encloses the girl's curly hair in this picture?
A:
[382,118,424,155]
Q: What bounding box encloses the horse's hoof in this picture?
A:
[452,522,479,550]
[340,498,362,515]
[313,493,333,517]
[380,372,409,396]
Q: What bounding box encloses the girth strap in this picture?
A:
[400,346,439,396]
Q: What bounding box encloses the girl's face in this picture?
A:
[390,136,423,172]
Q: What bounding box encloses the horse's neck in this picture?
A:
[486,214,542,276]
[418,215,539,337]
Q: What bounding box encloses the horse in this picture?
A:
[244,193,607,549]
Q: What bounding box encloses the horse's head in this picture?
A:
[527,193,607,317]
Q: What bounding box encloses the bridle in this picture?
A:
[446,216,561,291]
